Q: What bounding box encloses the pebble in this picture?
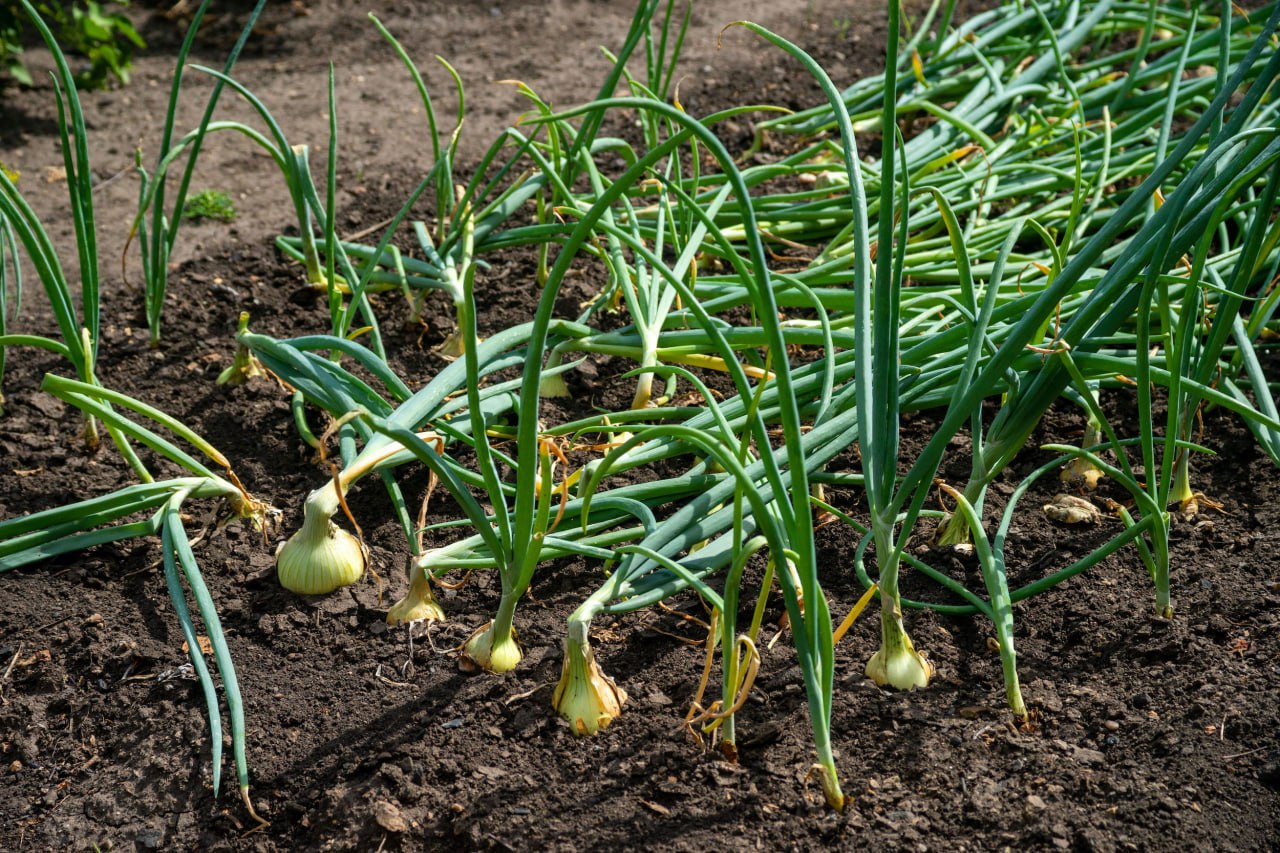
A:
[373,800,408,833]
[1073,746,1106,766]
[1103,720,1120,732]
[1027,794,1047,810]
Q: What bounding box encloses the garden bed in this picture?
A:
[1,1,1278,850]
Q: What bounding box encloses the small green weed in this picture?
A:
[182,189,237,223]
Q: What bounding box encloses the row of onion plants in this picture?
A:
[4,0,1279,818]
[226,0,1280,811]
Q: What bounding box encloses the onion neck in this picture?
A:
[304,477,344,523]
[812,761,847,812]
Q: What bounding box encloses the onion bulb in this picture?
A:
[464,621,522,673]
[275,481,364,595]
[387,566,445,625]
[865,611,933,690]
[553,624,626,735]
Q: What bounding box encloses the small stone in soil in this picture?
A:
[373,800,408,833]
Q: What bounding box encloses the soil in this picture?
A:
[1,1,1278,851]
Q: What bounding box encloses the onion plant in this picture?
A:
[720,0,1280,717]
[505,77,858,808]
[132,57,394,361]
[0,376,272,824]
[736,4,957,697]
[235,310,588,609]
[550,3,702,410]
[128,0,265,346]
[881,3,1280,641]
[0,2,101,420]
[0,0,151,476]
[1116,125,1280,616]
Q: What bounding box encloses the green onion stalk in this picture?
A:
[0,208,17,413]
[581,8,702,411]
[449,197,547,671]
[367,14,468,347]
[363,15,589,350]
[3,483,264,827]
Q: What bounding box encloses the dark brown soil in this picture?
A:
[1,2,1278,851]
